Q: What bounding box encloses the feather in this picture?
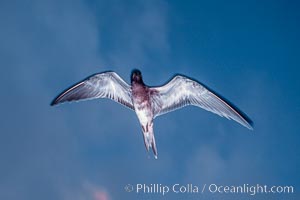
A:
[51,72,134,110]
[151,75,253,129]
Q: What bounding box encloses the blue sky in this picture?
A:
[0,0,299,199]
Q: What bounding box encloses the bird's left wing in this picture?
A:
[51,71,134,110]
[151,75,253,129]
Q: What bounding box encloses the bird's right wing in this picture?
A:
[151,75,253,129]
[51,71,134,110]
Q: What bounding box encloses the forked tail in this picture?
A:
[142,123,158,159]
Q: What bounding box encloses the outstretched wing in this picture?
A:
[151,75,253,129]
[51,71,134,110]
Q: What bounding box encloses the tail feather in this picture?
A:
[142,128,158,159]
[151,134,157,159]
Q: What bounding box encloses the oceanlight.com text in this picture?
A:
[124,183,294,196]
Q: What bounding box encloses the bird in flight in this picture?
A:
[51,69,253,159]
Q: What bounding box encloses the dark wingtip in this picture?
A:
[50,93,63,106]
[233,105,254,131]
[247,119,254,131]
[50,98,58,106]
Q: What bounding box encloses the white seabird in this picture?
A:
[51,69,253,159]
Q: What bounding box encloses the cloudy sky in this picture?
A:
[0,0,299,199]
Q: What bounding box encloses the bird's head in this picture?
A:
[131,69,143,84]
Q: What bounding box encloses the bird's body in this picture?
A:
[132,82,152,126]
[131,73,157,157]
[51,69,253,159]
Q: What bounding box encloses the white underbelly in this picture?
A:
[133,95,153,125]
[135,109,151,125]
